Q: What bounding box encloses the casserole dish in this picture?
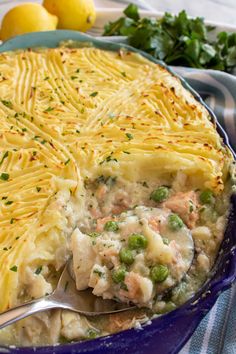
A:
[0,30,235,354]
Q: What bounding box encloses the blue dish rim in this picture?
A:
[0,30,235,354]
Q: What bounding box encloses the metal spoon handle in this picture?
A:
[0,298,59,330]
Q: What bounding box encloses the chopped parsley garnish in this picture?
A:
[90,91,98,97]
[93,269,104,277]
[106,155,118,163]
[0,151,9,166]
[76,130,80,133]
[96,175,117,186]
[10,265,17,272]
[35,266,43,275]
[123,151,130,154]
[189,200,194,213]
[99,153,118,165]
[103,4,236,73]
[44,107,54,112]
[64,158,70,165]
[121,71,127,77]
[10,218,15,224]
[88,232,100,238]
[0,173,9,181]
[71,76,77,80]
[2,100,13,109]
[5,200,13,205]
[126,133,133,140]
[36,186,41,192]
[76,68,80,73]
[44,76,49,80]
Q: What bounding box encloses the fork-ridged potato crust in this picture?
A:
[0,46,233,312]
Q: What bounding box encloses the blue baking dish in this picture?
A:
[0,30,235,354]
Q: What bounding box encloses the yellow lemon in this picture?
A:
[0,3,58,41]
[43,0,96,32]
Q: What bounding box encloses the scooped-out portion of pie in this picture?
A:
[0,43,234,346]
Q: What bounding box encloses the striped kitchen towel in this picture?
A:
[174,67,236,354]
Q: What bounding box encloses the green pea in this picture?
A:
[128,233,148,250]
[104,220,119,232]
[199,190,214,204]
[150,186,169,203]
[168,214,184,231]
[112,266,126,284]
[119,248,134,265]
[150,265,169,283]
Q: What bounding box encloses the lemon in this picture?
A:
[43,0,96,32]
[0,3,58,41]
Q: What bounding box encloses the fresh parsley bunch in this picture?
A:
[103,4,236,72]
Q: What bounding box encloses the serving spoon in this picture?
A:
[0,215,194,330]
[0,260,134,330]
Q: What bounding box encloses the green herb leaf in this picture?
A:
[35,266,43,275]
[126,133,133,140]
[124,3,139,21]
[103,6,236,72]
[0,173,9,181]
[90,91,98,97]
[10,265,17,272]
[0,151,9,166]
[44,107,54,112]
[2,100,13,109]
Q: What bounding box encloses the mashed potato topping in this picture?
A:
[0,43,233,346]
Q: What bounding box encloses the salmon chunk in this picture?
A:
[163,191,199,229]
